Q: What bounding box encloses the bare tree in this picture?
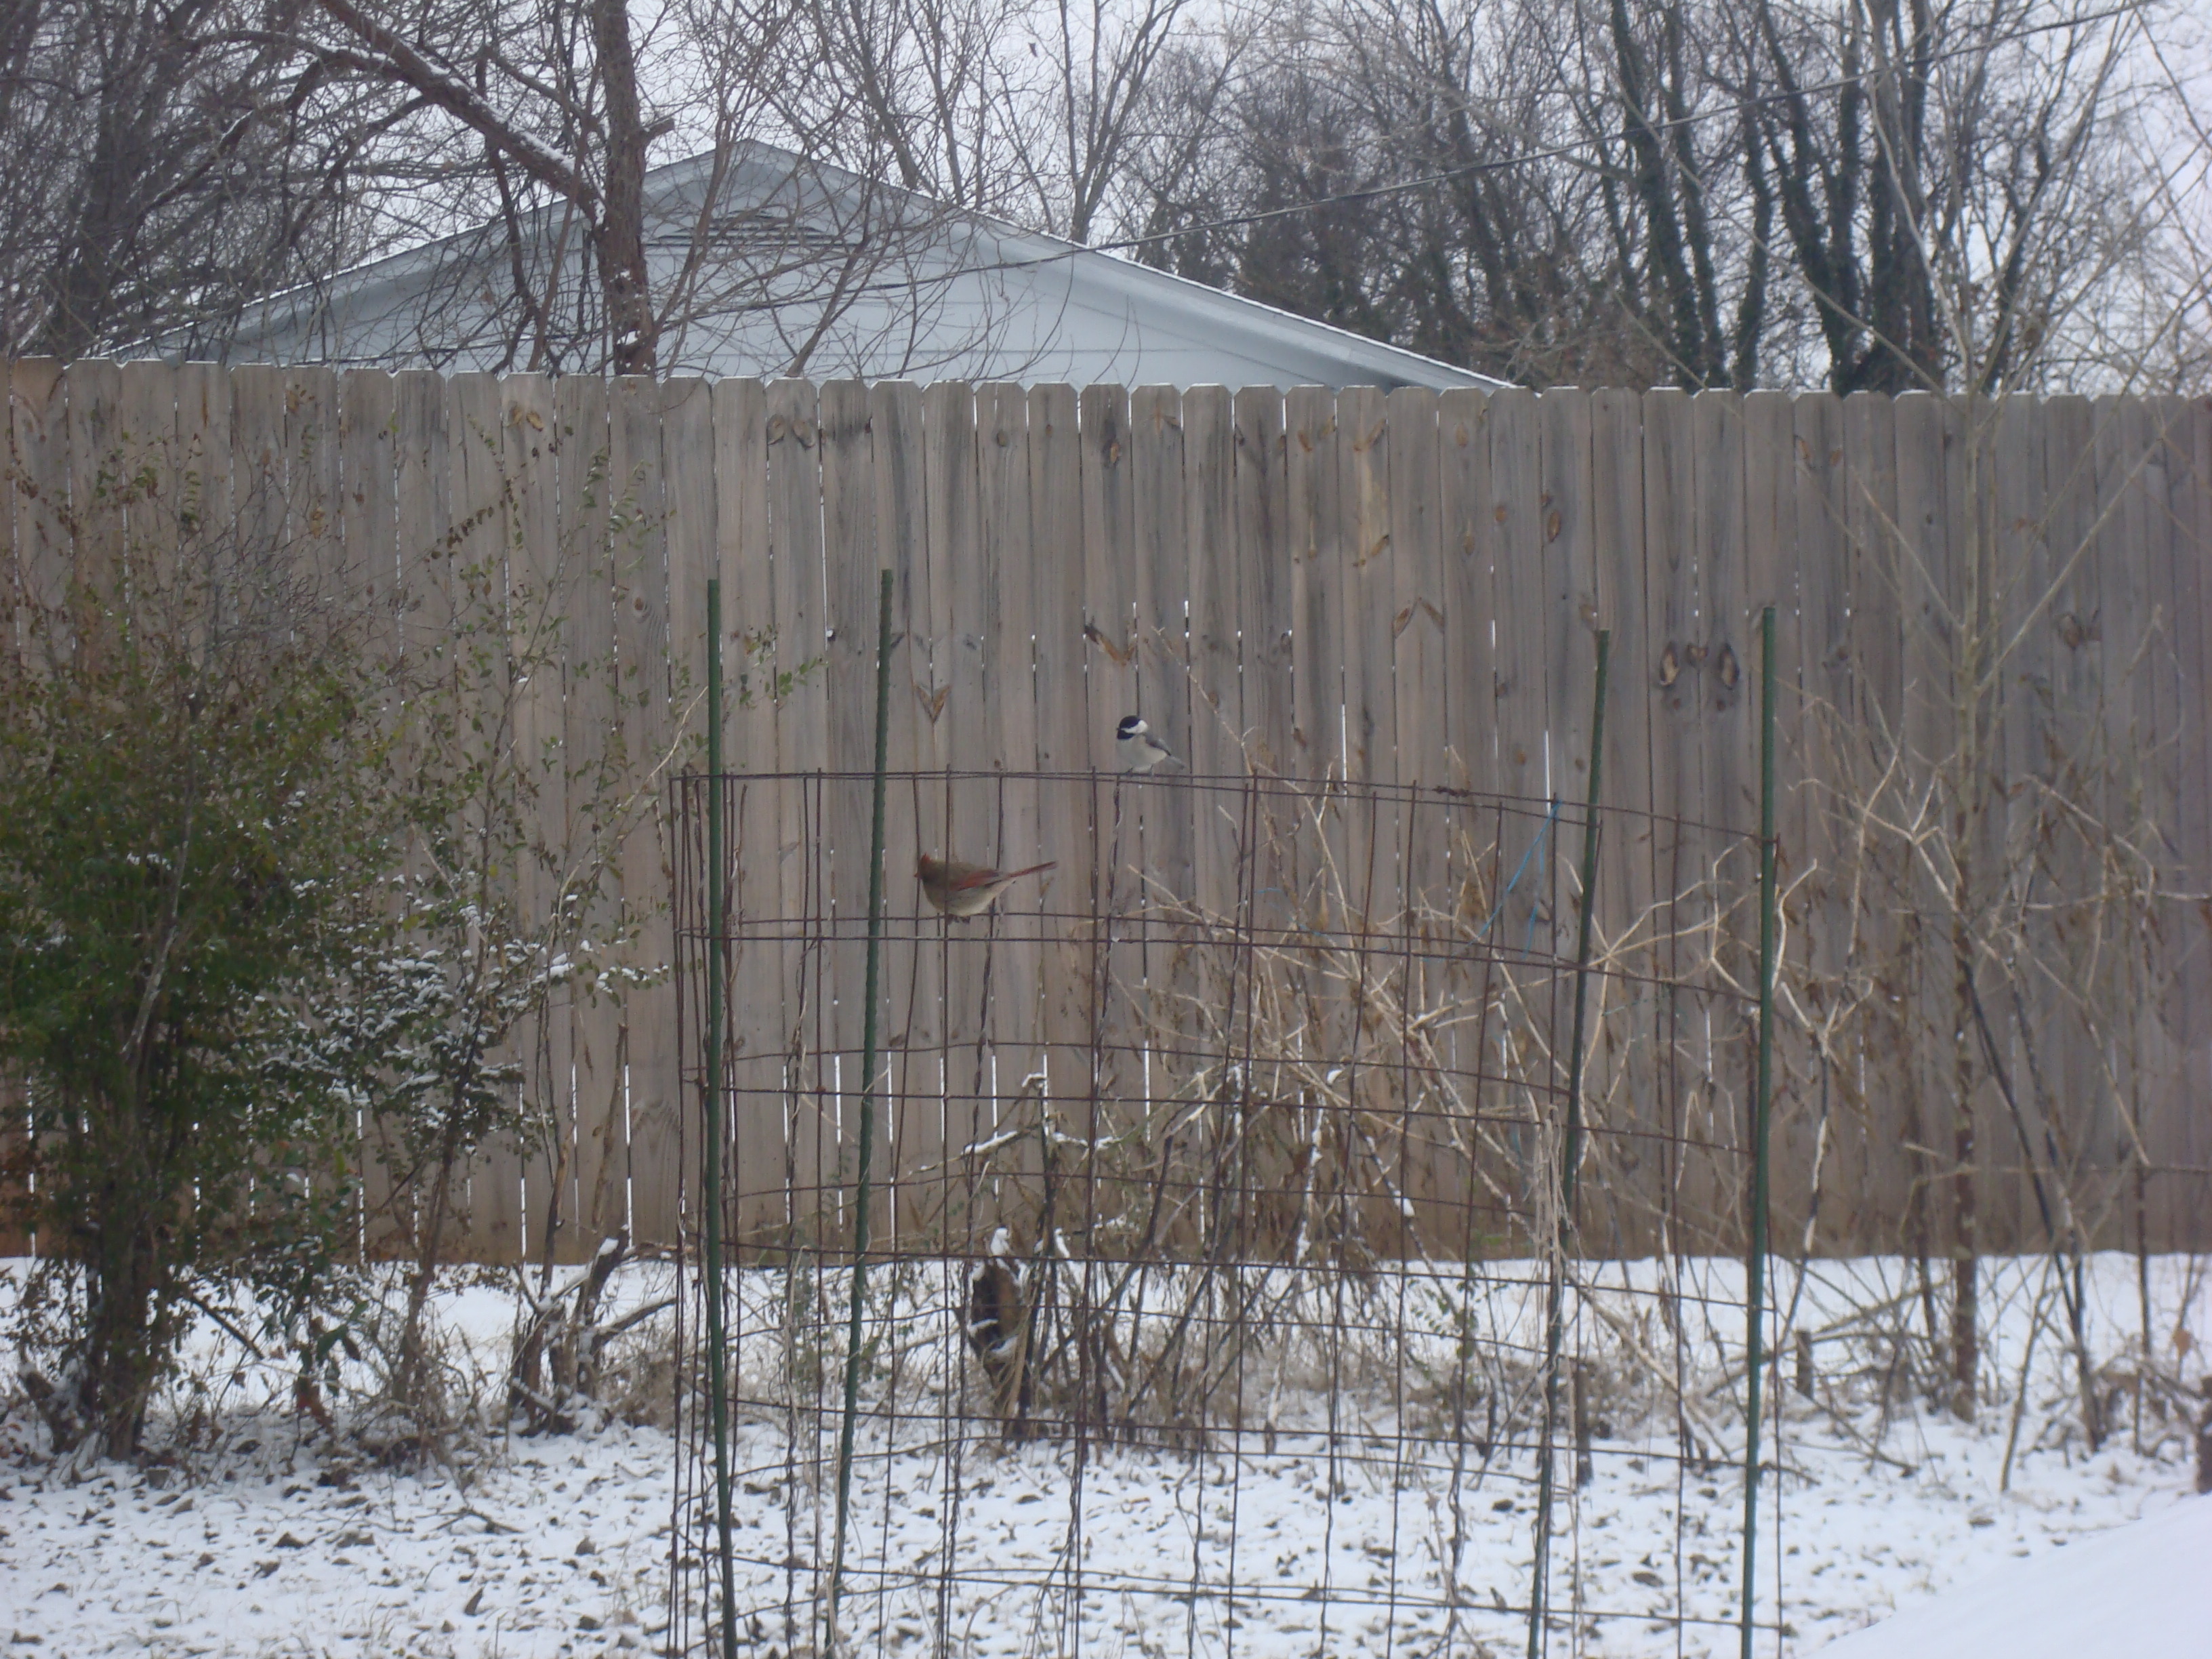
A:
[1121,0,2198,393]
[0,0,384,359]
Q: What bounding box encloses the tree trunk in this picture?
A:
[590,0,657,374]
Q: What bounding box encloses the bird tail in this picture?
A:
[1000,861,1056,881]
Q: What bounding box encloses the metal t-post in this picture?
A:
[703,577,737,1659]
[1529,628,1609,1659]
[1741,603,1780,1659]
[829,568,897,1640]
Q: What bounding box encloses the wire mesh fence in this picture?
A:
[663,762,1794,1659]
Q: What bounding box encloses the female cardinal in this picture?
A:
[916,853,1055,918]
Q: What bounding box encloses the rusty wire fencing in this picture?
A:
[655,763,1820,1659]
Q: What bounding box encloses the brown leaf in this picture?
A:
[1083,619,1134,666]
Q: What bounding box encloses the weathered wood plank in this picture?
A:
[1389,384,1446,872]
[1286,385,1347,964]
[377,369,449,1260]
[924,380,993,1254]
[1589,385,1656,1256]
[335,367,398,1262]
[445,370,524,1265]
[1488,388,1546,805]
[766,377,828,1241]
[1836,389,1908,1254]
[817,378,880,1252]
[1336,384,1393,957]
[1988,394,2049,1254]
[1437,388,1493,798]
[116,361,178,599]
[1077,383,1145,1188]
[1128,384,1198,1214]
[1235,384,1298,1043]
[1487,382,1547,1075]
[1543,390,1600,812]
[711,377,787,1246]
[657,375,717,1255]
[1028,381,1096,1261]
[1790,391,1851,1255]
[611,376,678,1251]
[8,360,69,643]
[1893,390,1958,1263]
[285,365,342,593]
[497,373,571,1265]
[1236,387,1294,779]
[0,361,68,1256]
[172,361,228,666]
[2101,396,2169,1246]
[1739,389,1803,1241]
[64,361,123,634]
[867,380,932,1243]
[1640,386,1702,1256]
[1182,384,1242,958]
[1683,388,1748,1253]
[552,374,626,1250]
[975,383,1044,1210]
[2169,398,2212,1242]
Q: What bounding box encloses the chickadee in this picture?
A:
[916,853,1056,918]
[1115,714,1180,773]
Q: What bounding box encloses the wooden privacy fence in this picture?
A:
[3,360,2208,1265]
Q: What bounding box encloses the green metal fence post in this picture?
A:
[703,577,737,1659]
[1529,628,1610,1659]
[828,567,897,1639]
[1741,602,1780,1659]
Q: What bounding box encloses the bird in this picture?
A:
[1115,714,1180,773]
[966,1226,1029,1419]
[916,853,1056,918]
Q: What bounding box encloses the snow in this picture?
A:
[1,1252,2203,1658]
[1814,1494,2212,1659]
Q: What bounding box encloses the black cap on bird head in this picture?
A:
[1116,715,1148,739]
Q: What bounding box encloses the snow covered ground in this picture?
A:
[1816,1492,2212,1659]
[1,1252,2203,1658]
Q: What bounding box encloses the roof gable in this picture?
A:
[226,144,1504,392]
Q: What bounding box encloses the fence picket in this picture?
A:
[766,377,828,1240]
[1790,391,1849,1256]
[658,375,717,1252]
[924,381,991,1254]
[445,371,524,1265]
[1029,381,1095,1265]
[819,378,881,1251]
[0,359,66,1253]
[1741,390,1803,1240]
[1589,386,1655,1255]
[711,377,785,1246]
[550,374,626,1250]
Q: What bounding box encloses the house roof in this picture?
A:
[223,145,1504,392]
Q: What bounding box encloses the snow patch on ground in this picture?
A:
[0,1252,2203,1658]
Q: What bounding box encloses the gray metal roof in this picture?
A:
[224,146,1503,392]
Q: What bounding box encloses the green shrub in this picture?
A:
[0,467,395,1458]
